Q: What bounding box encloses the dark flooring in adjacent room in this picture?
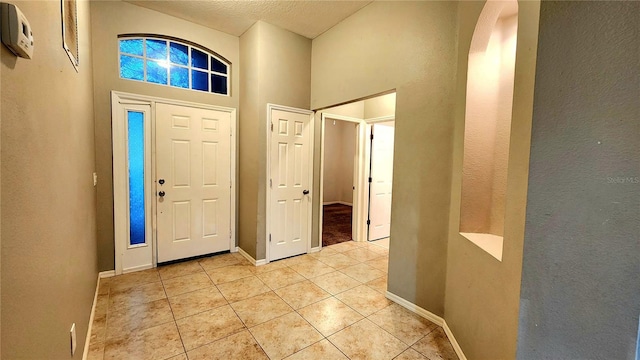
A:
[322,204,353,247]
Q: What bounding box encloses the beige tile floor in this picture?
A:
[87,241,458,360]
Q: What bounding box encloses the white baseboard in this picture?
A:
[442,320,466,360]
[232,246,239,253]
[323,201,353,206]
[386,291,467,360]
[99,270,115,278]
[309,246,321,253]
[237,247,268,266]
[82,274,101,360]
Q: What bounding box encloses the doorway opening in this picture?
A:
[319,92,396,249]
[322,118,357,246]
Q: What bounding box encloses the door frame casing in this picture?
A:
[265,103,314,263]
[112,91,238,275]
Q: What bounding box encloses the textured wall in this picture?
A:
[238,23,261,259]
[460,14,516,236]
[1,0,98,357]
[90,1,240,271]
[363,93,396,119]
[517,2,640,359]
[323,120,356,204]
[312,1,458,315]
[239,21,311,260]
[444,1,541,359]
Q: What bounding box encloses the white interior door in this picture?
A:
[156,103,231,263]
[368,123,395,241]
[269,108,313,261]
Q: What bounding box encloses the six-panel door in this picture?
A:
[156,103,231,263]
[269,109,312,261]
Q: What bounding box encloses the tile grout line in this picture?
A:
[158,267,189,358]
[93,245,393,360]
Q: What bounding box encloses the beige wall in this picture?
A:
[444,1,540,359]
[238,23,260,259]
[1,0,98,357]
[90,1,240,270]
[323,120,356,204]
[460,12,517,236]
[364,93,396,119]
[312,1,458,314]
[239,21,311,260]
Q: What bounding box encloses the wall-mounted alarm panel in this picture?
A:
[1,2,33,59]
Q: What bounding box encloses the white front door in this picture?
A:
[156,103,231,263]
[368,123,395,241]
[269,108,313,261]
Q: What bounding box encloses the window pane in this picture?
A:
[210,57,227,74]
[191,48,208,70]
[128,111,146,246]
[211,74,227,95]
[170,66,189,88]
[191,70,208,91]
[170,42,189,66]
[120,55,144,81]
[146,60,168,85]
[145,39,167,60]
[120,39,144,56]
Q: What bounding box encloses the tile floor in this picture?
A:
[87,241,458,360]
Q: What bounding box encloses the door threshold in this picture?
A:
[157,250,231,267]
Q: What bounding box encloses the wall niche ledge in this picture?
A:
[461,232,503,261]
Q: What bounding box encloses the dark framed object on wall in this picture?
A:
[62,0,78,71]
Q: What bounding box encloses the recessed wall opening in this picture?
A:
[459,0,518,261]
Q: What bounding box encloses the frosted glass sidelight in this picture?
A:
[128,111,146,246]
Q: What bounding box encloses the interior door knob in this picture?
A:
[158,191,166,197]
[303,190,309,195]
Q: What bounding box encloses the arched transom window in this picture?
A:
[118,35,230,95]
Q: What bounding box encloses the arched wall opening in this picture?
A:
[459,0,518,261]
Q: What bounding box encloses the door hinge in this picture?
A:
[368,177,372,183]
[270,178,273,189]
[269,234,272,242]
[370,133,374,140]
[367,219,371,225]
[271,122,274,132]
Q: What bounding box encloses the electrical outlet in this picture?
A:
[93,172,98,186]
[70,323,77,356]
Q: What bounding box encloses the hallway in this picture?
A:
[87,241,457,359]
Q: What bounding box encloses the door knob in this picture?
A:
[158,191,166,197]
[303,190,309,195]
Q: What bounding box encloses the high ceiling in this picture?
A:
[124,1,373,39]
